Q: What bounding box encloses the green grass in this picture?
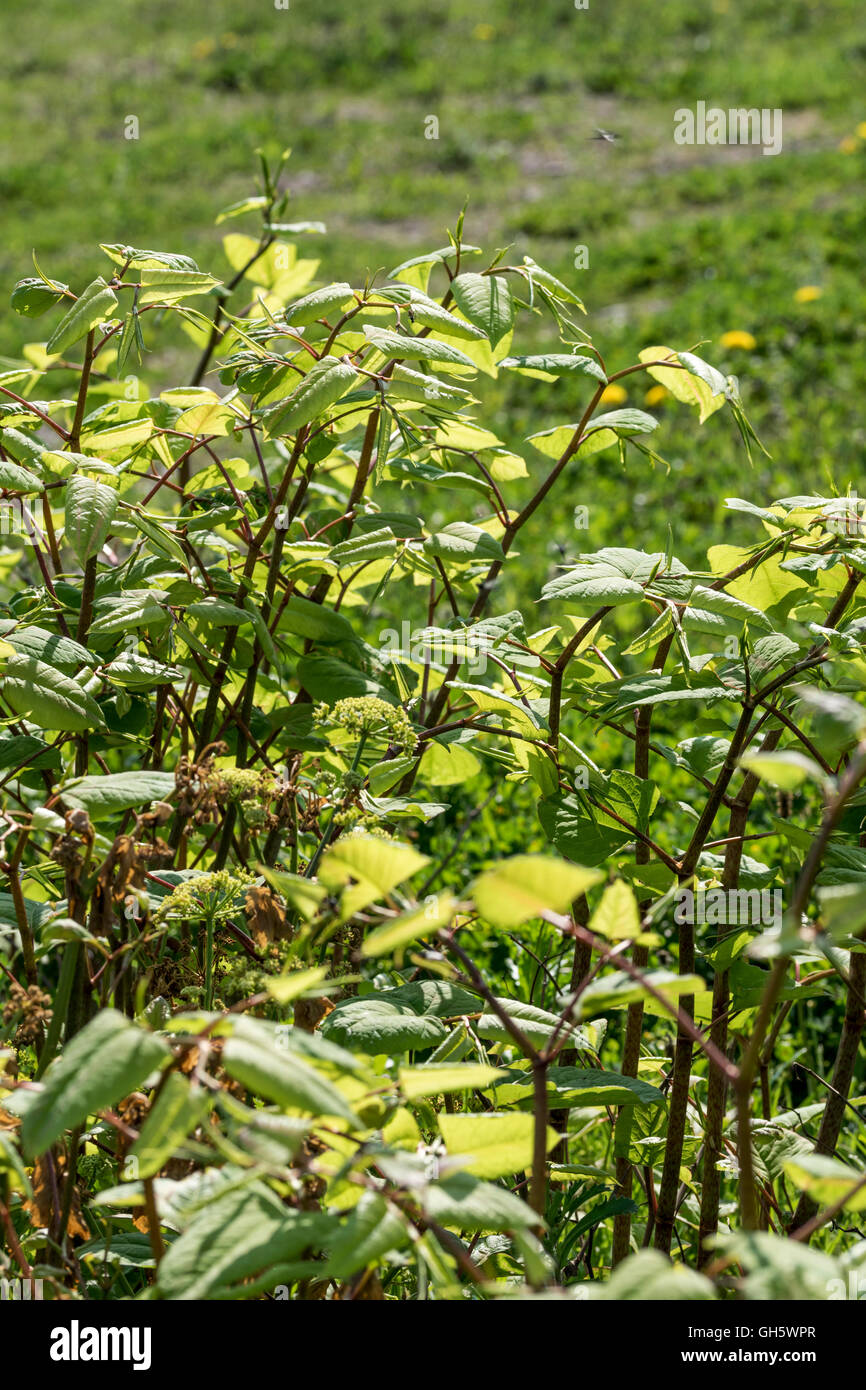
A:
[2,0,865,565]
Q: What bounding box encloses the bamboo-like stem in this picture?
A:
[697,731,780,1264]
[654,702,757,1254]
[612,634,672,1266]
[735,740,866,1230]
[788,950,866,1234]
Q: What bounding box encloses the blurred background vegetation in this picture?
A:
[1,0,865,566]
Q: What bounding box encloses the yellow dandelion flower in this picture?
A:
[473,23,496,40]
[720,330,756,351]
[839,136,858,154]
[192,38,216,60]
[644,384,669,407]
[794,285,822,303]
[599,383,628,405]
[856,122,866,140]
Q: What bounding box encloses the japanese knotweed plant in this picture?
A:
[0,151,864,1302]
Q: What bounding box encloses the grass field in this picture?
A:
[2,0,865,561]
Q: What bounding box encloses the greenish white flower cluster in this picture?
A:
[156,868,258,923]
[314,696,417,756]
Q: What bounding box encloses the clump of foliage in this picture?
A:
[0,152,864,1302]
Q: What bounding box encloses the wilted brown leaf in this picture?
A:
[23,1155,89,1241]
[245,885,294,950]
[293,996,334,1033]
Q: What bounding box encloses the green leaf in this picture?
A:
[716,1231,840,1301]
[125,510,187,567]
[215,196,269,224]
[388,244,482,281]
[794,686,866,744]
[261,355,357,436]
[639,345,725,423]
[521,256,586,310]
[259,868,328,923]
[318,835,429,898]
[0,458,43,493]
[2,655,105,732]
[363,325,476,369]
[382,287,486,341]
[22,1010,169,1155]
[476,998,596,1052]
[783,1153,866,1211]
[321,980,480,1055]
[328,527,397,569]
[590,881,641,941]
[588,1249,716,1301]
[424,521,504,563]
[451,273,514,348]
[362,893,458,958]
[677,351,728,399]
[538,793,632,868]
[264,965,330,1005]
[541,547,672,606]
[128,1072,210,1179]
[593,672,742,719]
[175,399,238,437]
[277,595,357,644]
[75,1232,156,1269]
[65,475,118,566]
[222,1017,359,1124]
[500,353,606,383]
[62,771,176,819]
[137,269,221,305]
[157,1183,333,1299]
[739,749,827,791]
[451,682,541,733]
[320,997,448,1054]
[41,449,116,479]
[324,1193,410,1278]
[103,652,182,688]
[0,1131,33,1197]
[12,277,69,318]
[438,1111,557,1179]
[387,364,476,404]
[471,854,602,928]
[0,734,55,773]
[682,584,774,638]
[100,244,199,271]
[490,1065,664,1110]
[577,969,705,1020]
[422,1170,538,1231]
[543,572,646,607]
[284,283,354,324]
[46,277,118,355]
[0,623,95,673]
[0,893,55,934]
[530,409,657,460]
[399,1062,507,1100]
[187,597,251,629]
[816,883,866,942]
[88,591,170,638]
